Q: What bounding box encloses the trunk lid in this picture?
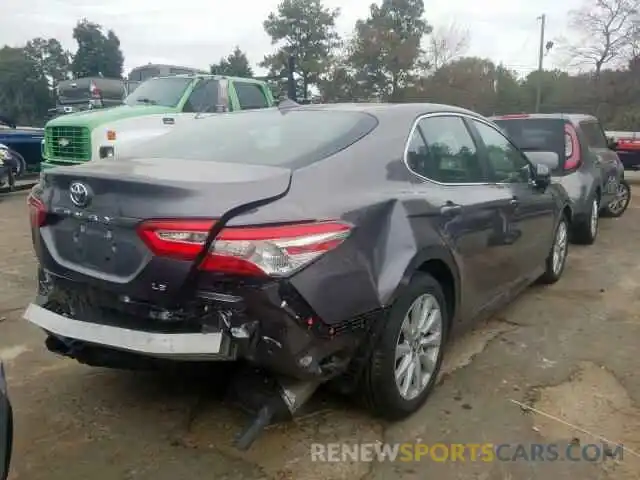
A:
[37,158,291,292]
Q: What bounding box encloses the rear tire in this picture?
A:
[572,196,599,245]
[601,179,631,218]
[360,273,448,420]
[539,214,569,284]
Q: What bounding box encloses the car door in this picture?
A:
[579,120,622,204]
[469,118,556,281]
[406,114,520,318]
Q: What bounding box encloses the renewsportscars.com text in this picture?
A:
[310,442,624,463]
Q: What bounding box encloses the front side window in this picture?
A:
[182,80,219,113]
[406,115,485,184]
[472,120,531,183]
[124,77,192,108]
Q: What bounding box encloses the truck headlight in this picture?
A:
[99,146,115,159]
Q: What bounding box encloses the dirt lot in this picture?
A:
[1,187,640,480]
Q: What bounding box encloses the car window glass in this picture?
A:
[580,121,608,148]
[472,120,531,183]
[406,116,485,183]
[183,80,219,113]
[235,82,268,109]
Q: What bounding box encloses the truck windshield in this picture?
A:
[124,77,192,108]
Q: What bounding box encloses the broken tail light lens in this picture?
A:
[27,193,47,227]
[564,123,581,170]
[137,220,352,277]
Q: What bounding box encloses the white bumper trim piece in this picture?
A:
[23,303,228,359]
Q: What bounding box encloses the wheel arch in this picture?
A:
[390,246,460,326]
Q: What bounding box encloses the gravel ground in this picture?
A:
[1,184,639,480]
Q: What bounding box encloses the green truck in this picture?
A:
[41,74,276,169]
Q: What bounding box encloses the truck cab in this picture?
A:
[41,75,275,169]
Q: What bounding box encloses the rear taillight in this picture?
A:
[137,220,352,277]
[564,123,581,170]
[27,193,47,227]
[90,81,102,99]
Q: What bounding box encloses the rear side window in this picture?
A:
[580,121,608,148]
[235,82,268,109]
[124,109,378,167]
[406,116,485,183]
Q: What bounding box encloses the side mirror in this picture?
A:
[533,163,552,189]
[0,363,13,480]
[607,137,618,150]
[524,151,560,171]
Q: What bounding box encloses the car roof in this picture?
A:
[276,102,489,121]
[490,113,599,123]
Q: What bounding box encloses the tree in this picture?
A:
[565,0,640,75]
[24,38,72,89]
[348,0,432,101]
[71,19,124,78]
[425,23,470,72]
[261,0,341,100]
[0,47,51,126]
[210,47,254,77]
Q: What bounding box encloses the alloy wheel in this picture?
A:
[589,198,599,238]
[552,220,568,275]
[608,182,630,216]
[395,293,443,401]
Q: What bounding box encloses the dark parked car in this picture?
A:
[0,118,44,175]
[24,104,571,445]
[492,114,630,245]
[0,362,13,480]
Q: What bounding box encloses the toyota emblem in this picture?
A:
[69,182,91,207]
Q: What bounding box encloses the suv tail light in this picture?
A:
[27,193,47,227]
[137,220,352,277]
[564,123,581,170]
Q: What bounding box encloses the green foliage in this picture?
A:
[348,0,432,101]
[260,0,340,100]
[71,19,124,79]
[210,47,254,77]
[0,47,51,126]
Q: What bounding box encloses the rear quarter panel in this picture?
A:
[223,110,461,326]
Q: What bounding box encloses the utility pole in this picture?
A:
[535,14,546,113]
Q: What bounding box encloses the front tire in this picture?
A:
[601,179,631,218]
[360,273,448,420]
[539,214,569,284]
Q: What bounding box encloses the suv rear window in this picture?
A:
[493,118,566,171]
[124,109,378,167]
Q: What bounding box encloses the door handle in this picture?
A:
[509,197,519,208]
[440,202,462,216]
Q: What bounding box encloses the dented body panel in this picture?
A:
[25,103,568,382]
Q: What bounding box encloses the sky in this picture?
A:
[1,0,586,77]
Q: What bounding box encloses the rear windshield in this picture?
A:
[493,118,565,157]
[124,109,378,167]
[124,77,192,108]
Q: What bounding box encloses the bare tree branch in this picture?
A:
[424,22,470,72]
[564,0,639,74]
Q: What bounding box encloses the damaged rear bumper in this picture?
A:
[24,269,381,381]
[23,303,233,360]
